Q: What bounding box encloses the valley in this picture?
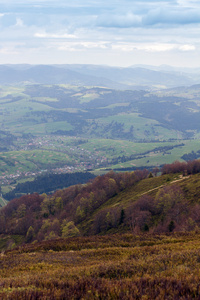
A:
[1,64,200,297]
[0,77,200,201]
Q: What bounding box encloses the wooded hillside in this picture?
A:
[1,159,200,250]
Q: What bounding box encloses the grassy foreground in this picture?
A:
[1,232,200,299]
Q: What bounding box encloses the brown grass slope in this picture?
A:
[1,232,200,299]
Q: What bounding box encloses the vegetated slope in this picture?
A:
[2,232,200,299]
[2,84,200,144]
[1,159,200,250]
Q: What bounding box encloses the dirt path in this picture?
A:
[140,175,190,196]
[140,185,164,196]
[0,196,7,206]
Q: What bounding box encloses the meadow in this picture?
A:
[0,149,70,175]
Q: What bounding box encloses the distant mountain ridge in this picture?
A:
[1,64,200,89]
[0,65,129,89]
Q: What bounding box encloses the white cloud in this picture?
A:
[0,0,199,67]
[15,18,24,27]
[0,46,19,55]
[112,43,196,52]
[96,7,200,28]
[179,44,196,51]
[34,32,77,39]
[177,0,200,7]
[57,41,109,51]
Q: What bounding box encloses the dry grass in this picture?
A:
[1,232,200,299]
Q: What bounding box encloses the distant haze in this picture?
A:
[1,64,200,89]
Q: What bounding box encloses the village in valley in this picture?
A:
[0,135,108,186]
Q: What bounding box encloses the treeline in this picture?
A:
[110,144,184,165]
[3,172,96,201]
[181,150,200,161]
[0,130,16,151]
[161,159,200,175]
[0,169,149,243]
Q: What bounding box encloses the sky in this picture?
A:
[0,0,200,67]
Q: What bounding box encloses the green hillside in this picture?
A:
[2,84,200,142]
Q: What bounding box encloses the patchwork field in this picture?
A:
[1,84,200,197]
[2,138,200,178]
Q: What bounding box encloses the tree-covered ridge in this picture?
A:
[3,172,96,200]
[1,159,200,249]
[161,159,200,175]
[0,170,148,243]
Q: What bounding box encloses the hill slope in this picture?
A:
[1,160,200,250]
[2,232,200,299]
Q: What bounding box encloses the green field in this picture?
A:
[97,113,182,140]
[1,84,200,185]
[1,137,200,177]
[0,149,70,175]
[13,121,73,135]
[81,139,200,171]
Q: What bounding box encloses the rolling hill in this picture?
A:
[1,82,200,180]
[2,64,200,88]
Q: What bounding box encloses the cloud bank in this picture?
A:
[0,0,199,67]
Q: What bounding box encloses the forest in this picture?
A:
[2,172,95,200]
[1,159,200,246]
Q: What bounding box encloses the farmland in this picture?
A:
[1,83,200,198]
